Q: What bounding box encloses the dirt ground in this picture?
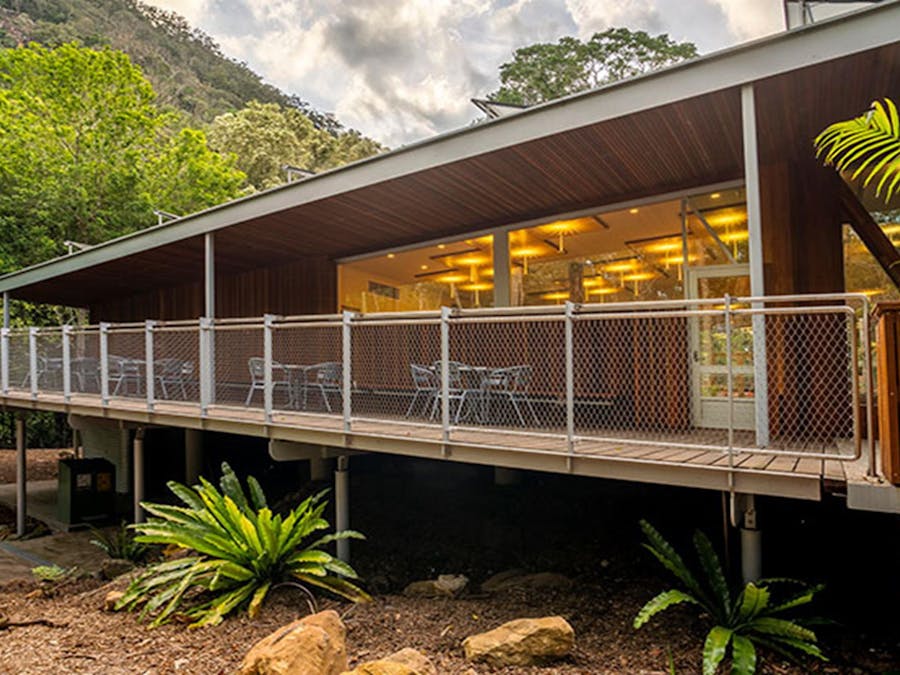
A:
[0,448,62,484]
[0,569,896,675]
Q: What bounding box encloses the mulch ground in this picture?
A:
[0,447,62,484]
[0,572,895,674]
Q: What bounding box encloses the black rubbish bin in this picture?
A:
[57,458,116,526]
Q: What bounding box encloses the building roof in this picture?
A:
[2,1,900,307]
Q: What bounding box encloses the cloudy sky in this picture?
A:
[144,0,864,147]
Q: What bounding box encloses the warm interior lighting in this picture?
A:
[588,286,619,296]
[437,243,446,249]
[420,264,429,270]
[511,246,544,258]
[387,253,396,259]
[622,272,656,282]
[604,260,637,273]
[437,273,469,284]
[858,288,887,298]
[710,193,721,199]
[461,282,493,292]
[705,208,747,227]
[719,231,749,243]
[629,208,639,214]
[541,291,569,301]
[661,255,696,266]
[453,254,489,266]
[882,224,900,235]
[643,240,682,254]
[582,277,604,288]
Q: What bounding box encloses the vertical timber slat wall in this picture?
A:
[876,303,900,484]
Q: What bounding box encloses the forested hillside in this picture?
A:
[0,0,334,127]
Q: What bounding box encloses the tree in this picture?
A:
[207,101,384,191]
[815,98,900,204]
[490,28,698,106]
[0,42,245,270]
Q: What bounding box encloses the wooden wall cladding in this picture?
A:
[89,256,337,322]
[876,303,900,485]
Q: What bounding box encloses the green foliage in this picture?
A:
[31,564,76,583]
[634,520,826,674]
[815,98,900,204]
[490,28,698,106]
[0,41,245,269]
[207,101,384,191]
[90,522,148,562]
[117,462,369,627]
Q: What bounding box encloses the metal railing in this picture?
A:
[0,293,875,477]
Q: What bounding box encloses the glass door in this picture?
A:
[687,265,755,431]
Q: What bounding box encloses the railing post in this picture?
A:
[565,302,576,464]
[62,325,72,403]
[440,306,451,449]
[199,317,212,416]
[263,314,274,423]
[725,295,736,492]
[145,320,155,413]
[1,327,9,395]
[28,327,38,399]
[342,310,353,433]
[99,322,110,406]
[861,300,876,478]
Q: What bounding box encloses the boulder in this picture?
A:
[462,616,574,667]
[481,571,573,593]
[100,558,135,580]
[403,574,468,598]
[103,590,124,611]
[238,610,348,675]
[343,648,436,675]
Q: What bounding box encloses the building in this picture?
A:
[1,2,899,576]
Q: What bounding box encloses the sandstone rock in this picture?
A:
[481,571,573,593]
[103,590,124,611]
[462,616,574,667]
[238,610,348,675]
[100,558,135,580]
[403,574,468,598]
[343,648,436,675]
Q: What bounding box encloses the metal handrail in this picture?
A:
[1,292,874,478]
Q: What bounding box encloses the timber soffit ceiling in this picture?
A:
[3,0,900,306]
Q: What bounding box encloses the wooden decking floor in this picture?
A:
[0,389,851,483]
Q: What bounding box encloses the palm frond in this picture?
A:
[815,98,900,203]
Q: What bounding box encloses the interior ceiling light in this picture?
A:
[437,273,470,284]
[719,231,749,243]
[622,272,655,282]
[454,254,489,266]
[387,253,396,259]
[541,291,570,301]
[711,193,721,199]
[604,261,638,273]
[629,208,639,214]
[643,240,682,254]
[705,208,747,227]
[461,282,493,291]
[437,243,446,249]
[588,286,619,296]
[539,219,587,253]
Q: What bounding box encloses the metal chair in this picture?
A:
[484,365,538,425]
[430,360,482,423]
[245,357,292,406]
[406,364,439,418]
[155,358,192,400]
[305,362,342,412]
[109,355,143,396]
[72,356,100,392]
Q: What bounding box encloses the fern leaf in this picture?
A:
[702,626,732,675]
[730,634,757,675]
[693,530,731,621]
[634,589,699,628]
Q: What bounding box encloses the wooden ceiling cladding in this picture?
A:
[755,43,900,163]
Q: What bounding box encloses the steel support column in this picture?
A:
[335,455,350,562]
[739,494,761,583]
[15,415,26,537]
[492,229,511,308]
[133,428,145,524]
[204,232,215,318]
[184,428,203,484]
[741,84,770,448]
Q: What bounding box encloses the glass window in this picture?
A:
[339,235,494,312]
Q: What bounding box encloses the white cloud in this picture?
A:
[141,0,869,146]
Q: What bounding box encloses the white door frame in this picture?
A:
[686,265,755,431]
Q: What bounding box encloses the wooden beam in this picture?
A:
[840,182,900,290]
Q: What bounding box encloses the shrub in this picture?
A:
[90,521,149,562]
[116,462,369,627]
[634,520,826,675]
